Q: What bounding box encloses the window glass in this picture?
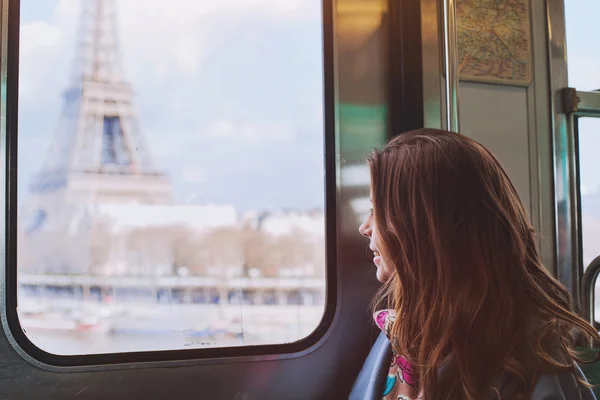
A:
[565,1,600,319]
[577,117,600,323]
[565,0,600,91]
[577,118,600,271]
[17,0,326,355]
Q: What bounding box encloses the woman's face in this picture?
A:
[358,191,393,283]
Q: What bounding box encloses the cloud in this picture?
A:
[19,22,63,102]
[181,166,208,184]
[581,184,589,197]
[41,0,319,83]
[114,0,319,23]
[19,22,60,50]
[19,0,324,114]
[142,129,189,167]
[567,55,600,91]
[205,120,235,139]
[52,0,318,22]
[204,120,296,142]
[17,0,323,113]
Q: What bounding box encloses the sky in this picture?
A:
[17,0,326,211]
[565,0,600,196]
[16,0,600,211]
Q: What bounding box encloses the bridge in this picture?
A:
[18,274,327,306]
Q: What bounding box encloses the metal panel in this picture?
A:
[388,0,424,133]
[527,0,556,273]
[387,0,445,135]
[442,0,459,132]
[421,0,443,129]
[458,83,532,212]
[546,0,580,300]
[575,90,600,117]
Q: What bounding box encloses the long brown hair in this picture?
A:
[368,128,600,399]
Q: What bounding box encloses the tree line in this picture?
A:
[19,220,326,279]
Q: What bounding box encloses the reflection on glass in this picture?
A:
[565,0,600,91]
[17,0,325,355]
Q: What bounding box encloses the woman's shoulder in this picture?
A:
[530,365,596,400]
[373,309,396,339]
[489,363,597,399]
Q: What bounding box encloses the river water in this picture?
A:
[17,297,325,356]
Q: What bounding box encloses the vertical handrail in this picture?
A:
[581,256,600,330]
[442,0,460,132]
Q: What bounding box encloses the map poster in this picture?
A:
[456,0,532,86]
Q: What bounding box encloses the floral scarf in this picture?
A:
[374,309,421,400]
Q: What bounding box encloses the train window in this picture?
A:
[577,118,600,270]
[565,0,600,273]
[14,0,329,360]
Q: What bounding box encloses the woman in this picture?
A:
[350,129,599,399]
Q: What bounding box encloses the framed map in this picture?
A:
[457,0,532,86]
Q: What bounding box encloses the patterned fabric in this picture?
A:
[369,310,597,400]
[373,310,420,400]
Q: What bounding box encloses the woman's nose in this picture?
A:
[359,220,371,238]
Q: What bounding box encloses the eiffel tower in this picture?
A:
[21,0,173,274]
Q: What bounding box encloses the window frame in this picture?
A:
[1,0,339,369]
